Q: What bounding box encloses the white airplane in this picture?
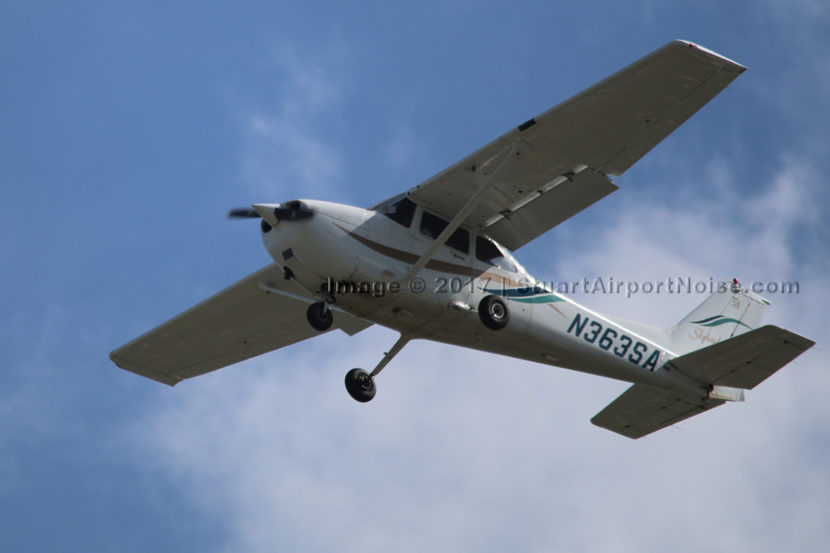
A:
[111,41,814,438]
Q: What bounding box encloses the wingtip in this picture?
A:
[110,351,181,387]
[672,39,747,72]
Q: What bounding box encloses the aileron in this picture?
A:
[406,40,745,250]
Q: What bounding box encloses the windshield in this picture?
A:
[475,236,519,273]
[374,195,416,228]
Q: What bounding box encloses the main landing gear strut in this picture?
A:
[305,279,338,332]
[345,335,410,402]
[342,295,509,402]
[306,291,508,402]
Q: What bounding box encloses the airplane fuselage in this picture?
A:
[258,199,706,398]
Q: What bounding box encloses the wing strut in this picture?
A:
[400,141,523,283]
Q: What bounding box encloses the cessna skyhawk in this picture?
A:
[111,41,814,438]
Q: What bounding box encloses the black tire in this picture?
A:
[306,301,333,331]
[345,368,376,403]
[478,295,510,330]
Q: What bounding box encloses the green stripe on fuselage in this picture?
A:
[509,294,564,304]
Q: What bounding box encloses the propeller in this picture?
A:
[226,201,314,236]
[226,202,311,225]
[227,207,261,219]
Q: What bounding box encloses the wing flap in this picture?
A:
[668,325,814,390]
[592,384,725,439]
[485,168,619,250]
[406,40,745,250]
[110,264,372,385]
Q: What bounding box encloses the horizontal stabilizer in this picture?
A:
[667,325,814,389]
[591,384,725,439]
[593,325,813,438]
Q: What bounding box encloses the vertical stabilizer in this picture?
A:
[669,279,769,355]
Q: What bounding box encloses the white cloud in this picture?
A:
[128,146,829,552]
[238,45,348,201]
[131,15,830,544]
[247,112,341,196]
[554,154,826,326]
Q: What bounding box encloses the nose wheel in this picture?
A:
[345,368,376,402]
[345,335,410,403]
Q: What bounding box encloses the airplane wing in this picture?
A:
[110,264,372,386]
[591,325,814,438]
[406,40,746,250]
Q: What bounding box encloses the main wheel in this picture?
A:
[306,301,333,331]
[345,368,376,403]
[478,295,510,330]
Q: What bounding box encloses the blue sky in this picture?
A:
[2,1,829,551]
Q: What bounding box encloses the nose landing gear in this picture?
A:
[345,335,410,403]
[345,368,376,402]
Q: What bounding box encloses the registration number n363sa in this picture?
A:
[566,314,661,371]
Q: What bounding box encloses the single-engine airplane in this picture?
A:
[111,41,814,438]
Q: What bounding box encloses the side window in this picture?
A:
[446,226,470,254]
[419,211,445,239]
[419,211,470,254]
[379,196,416,228]
[475,236,518,272]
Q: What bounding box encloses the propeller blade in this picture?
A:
[227,207,261,219]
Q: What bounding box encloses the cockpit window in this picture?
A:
[376,196,416,228]
[419,211,470,254]
[475,236,518,273]
[446,227,470,253]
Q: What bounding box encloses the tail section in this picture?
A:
[670,279,770,355]
[593,324,814,438]
[593,278,814,439]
